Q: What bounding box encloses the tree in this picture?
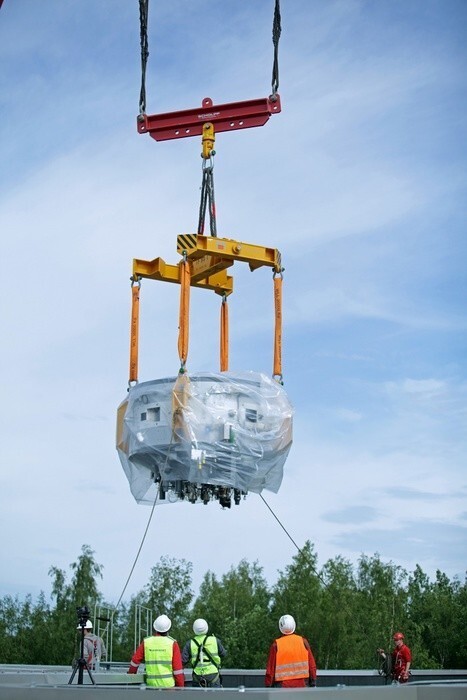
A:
[318,555,358,669]
[406,564,438,668]
[47,544,104,664]
[415,570,467,668]
[138,555,194,644]
[69,544,104,606]
[191,560,271,668]
[354,553,408,669]
[270,541,321,646]
[0,595,22,663]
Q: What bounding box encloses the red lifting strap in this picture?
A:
[137,95,281,142]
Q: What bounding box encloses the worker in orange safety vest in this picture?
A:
[265,614,317,688]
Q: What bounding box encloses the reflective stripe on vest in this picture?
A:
[190,635,220,676]
[275,634,309,682]
[143,635,175,687]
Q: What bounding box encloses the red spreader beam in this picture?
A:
[137,95,281,142]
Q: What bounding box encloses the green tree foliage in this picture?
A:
[0,544,466,670]
[138,555,194,644]
[353,553,409,668]
[317,555,358,669]
[47,544,104,664]
[112,599,138,661]
[191,560,271,668]
[407,569,467,668]
[271,541,321,640]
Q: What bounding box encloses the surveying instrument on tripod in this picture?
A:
[68,606,96,685]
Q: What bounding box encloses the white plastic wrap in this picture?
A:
[116,371,293,507]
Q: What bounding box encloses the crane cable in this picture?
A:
[271,0,282,99]
[138,0,149,115]
[138,0,282,113]
[197,154,218,238]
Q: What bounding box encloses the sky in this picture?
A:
[0,0,466,608]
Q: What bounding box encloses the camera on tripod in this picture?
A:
[68,605,95,686]
[76,605,91,627]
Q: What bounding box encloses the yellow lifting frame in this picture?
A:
[133,235,282,296]
[132,254,234,296]
[128,124,284,382]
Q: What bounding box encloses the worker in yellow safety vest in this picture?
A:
[265,614,317,688]
[128,614,185,687]
[182,618,227,687]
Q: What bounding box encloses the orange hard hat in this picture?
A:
[393,632,404,640]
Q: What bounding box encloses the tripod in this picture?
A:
[68,622,95,685]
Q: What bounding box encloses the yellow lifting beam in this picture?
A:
[132,255,234,296]
[177,234,282,273]
[133,235,282,296]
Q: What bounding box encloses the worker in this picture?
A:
[77,620,107,670]
[182,618,227,687]
[127,614,185,687]
[378,632,412,684]
[265,614,317,688]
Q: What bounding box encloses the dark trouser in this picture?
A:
[192,672,221,688]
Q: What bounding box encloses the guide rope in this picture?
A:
[260,494,329,589]
[110,424,177,616]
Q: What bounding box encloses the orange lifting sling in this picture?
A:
[129,279,140,384]
[129,242,284,383]
[220,296,229,372]
[273,274,283,381]
[177,258,191,371]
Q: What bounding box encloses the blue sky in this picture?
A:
[0,0,466,605]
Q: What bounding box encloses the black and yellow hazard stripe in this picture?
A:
[177,234,198,255]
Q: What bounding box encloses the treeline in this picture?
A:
[0,542,466,669]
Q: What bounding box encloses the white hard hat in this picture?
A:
[153,614,171,633]
[193,618,208,635]
[77,620,93,630]
[279,614,296,635]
